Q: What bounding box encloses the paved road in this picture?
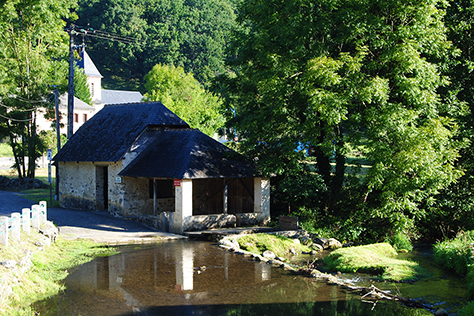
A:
[0,190,185,244]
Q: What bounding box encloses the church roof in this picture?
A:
[77,50,102,78]
[59,94,94,111]
[101,89,143,104]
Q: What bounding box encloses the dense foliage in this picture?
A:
[219,0,467,242]
[75,0,238,90]
[143,63,224,136]
[0,0,77,178]
[422,0,474,240]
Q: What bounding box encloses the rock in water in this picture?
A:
[262,250,276,259]
[434,309,448,316]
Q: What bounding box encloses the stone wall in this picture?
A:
[106,157,154,217]
[183,214,237,231]
[58,162,97,211]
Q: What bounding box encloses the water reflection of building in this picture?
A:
[175,247,194,291]
[65,241,273,312]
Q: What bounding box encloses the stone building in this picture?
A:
[53,102,270,234]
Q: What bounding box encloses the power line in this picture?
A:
[0,113,33,122]
[77,27,138,45]
[0,94,54,112]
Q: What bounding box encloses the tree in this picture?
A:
[143,63,224,136]
[76,0,238,89]
[421,0,474,239]
[74,66,92,105]
[0,0,77,178]
[221,0,464,239]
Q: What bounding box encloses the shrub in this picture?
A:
[459,301,474,316]
[433,231,474,275]
[387,232,413,252]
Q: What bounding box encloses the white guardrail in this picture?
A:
[0,201,47,246]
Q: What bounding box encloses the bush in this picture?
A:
[387,232,413,252]
[459,301,474,316]
[433,231,474,275]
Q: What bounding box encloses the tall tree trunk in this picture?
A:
[27,110,36,178]
[332,125,345,196]
[311,124,332,212]
[6,121,24,179]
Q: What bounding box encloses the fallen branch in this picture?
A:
[299,268,434,311]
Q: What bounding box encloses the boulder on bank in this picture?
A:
[39,221,58,243]
[0,176,49,191]
[314,237,343,250]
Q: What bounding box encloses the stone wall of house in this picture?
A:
[58,162,97,211]
[107,163,126,216]
[109,174,153,217]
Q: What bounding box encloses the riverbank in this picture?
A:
[217,232,470,315]
[0,230,117,315]
[433,231,474,315]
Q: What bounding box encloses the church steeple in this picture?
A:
[77,49,103,104]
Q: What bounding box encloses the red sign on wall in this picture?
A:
[174,179,181,187]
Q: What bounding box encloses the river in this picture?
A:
[34,240,467,315]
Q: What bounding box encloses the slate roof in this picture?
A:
[54,102,189,162]
[77,50,102,78]
[119,128,257,179]
[59,94,93,110]
[101,89,143,104]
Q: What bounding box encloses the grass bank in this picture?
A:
[1,232,117,315]
[323,243,429,281]
[238,233,311,257]
[433,231,474,315]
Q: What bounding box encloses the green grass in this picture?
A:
[433,230,474,275]
[0,143,12,157]
[1,234,117,315]
[433,231,474,301]
[238,233,311,258]
[323,243,429,281]
[21,189,59,208]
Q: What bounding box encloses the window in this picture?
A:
[83,114,88,122]
[149,179,174,199]
[74,113,79,123]
[91,82,94,98]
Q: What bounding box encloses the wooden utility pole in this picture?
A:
[54,87,60,200]
[66,24,75,139]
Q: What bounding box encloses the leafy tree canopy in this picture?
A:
[76,0,238,89]
[144,63,224,136]
[221,0,465,236]
[0,0,77,178]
